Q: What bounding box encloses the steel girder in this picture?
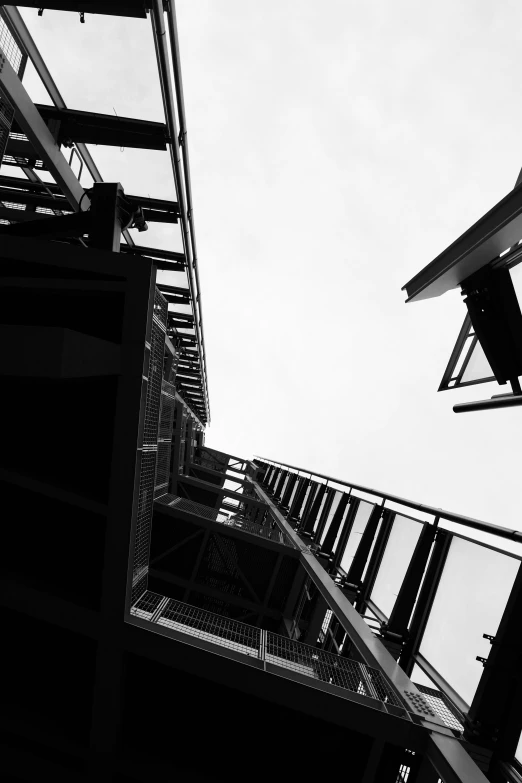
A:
[0,49,88,210]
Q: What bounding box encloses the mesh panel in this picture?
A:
[158,389,176,439]
[132,450,157,578]
[130,572,148,608]
[162,379,176,397]
[157,598,261,654]
[130,593,402,706]
[132,590,164,619]
[157,493,226,522]
[153,287,168,328]
[143,319,164,445]
[154,441,170,495]
[265,634,401,705]
[0,16,25,75]
[0,88,14,161]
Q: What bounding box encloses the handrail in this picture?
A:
[255,456,522,544]
[130,591,404,709]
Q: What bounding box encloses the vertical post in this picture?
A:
[384,520,438,641]
[321,492,351,555]
[302,593,329,645]
[89,182,126,252]
[399,529,452,676]
[313,486,335,544]
[344,503,382,587]
[301,482,327,536]
[259,628,267,670]
[355,510,395,614]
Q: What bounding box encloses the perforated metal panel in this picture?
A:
[143,319,164,446]
[153,287,168,329]
[0,15,27,76]
[154,441,170,497]
[413,683,465,732]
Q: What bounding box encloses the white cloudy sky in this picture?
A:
[18,1,522,533]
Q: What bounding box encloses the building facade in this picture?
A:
[1,3,522,782]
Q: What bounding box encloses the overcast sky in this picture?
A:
[14,2,522,752]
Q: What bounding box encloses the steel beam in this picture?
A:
[0,51,88,210]
[7,1,151,18]
[32,103,168,150]
[1,6,136,246]
[421,733,490,783]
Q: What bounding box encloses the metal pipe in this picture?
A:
[254,456,522,544]
[151,1,210,422]
[453,394,522,414]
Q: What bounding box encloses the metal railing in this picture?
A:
[256,457,522,546]
[130,592,402,708]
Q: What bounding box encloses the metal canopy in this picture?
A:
[402,183,522,302]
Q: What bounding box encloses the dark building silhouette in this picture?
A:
[1,4,522,782]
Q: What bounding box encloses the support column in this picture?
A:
[298,480,319,531]
[273,469,288,500]
[399,529,452,676]
[288,476,307,520]
[281,471,298,509]
[383,521,438,645]
[331,497,360,573]
[89,182,127,252]
[301,482,327,536]
[313,486,335,544]
[344,503,382,588]
[355,510,395,614]
[321,492,350,555]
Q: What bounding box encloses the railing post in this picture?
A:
[259,629,267,670]
[359,662,380,701]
